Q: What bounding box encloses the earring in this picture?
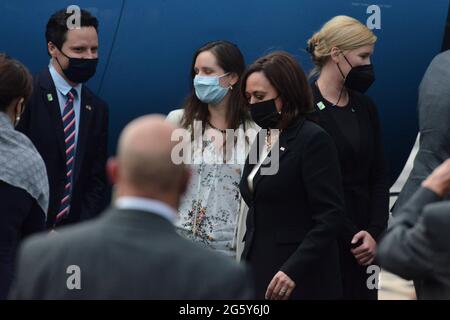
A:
[14,115,20,127]
[229,85,233,90]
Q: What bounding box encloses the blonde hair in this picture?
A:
[307,15,377,76]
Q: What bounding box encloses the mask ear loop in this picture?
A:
[336,62,346,80]
[334,51,350,107]
[342,53,354,68]
[54,55,65,72]
[332,72,346,107]
[53,44,70,72]
[219,72,234,90]
[336,50,352,80]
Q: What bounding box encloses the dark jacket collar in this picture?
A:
[101,207,177,233]
[249,116,306,193]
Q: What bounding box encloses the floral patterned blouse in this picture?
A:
[175,125,246,258]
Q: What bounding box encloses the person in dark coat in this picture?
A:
[379,159,450,300]
[240,51,346,300]
[307,16,390,299]
[16,9,109,229]
[0,54,48,299]
[392,50,450,299]
[393,50,450,210]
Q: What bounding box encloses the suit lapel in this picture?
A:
[40,70,66,160]
[251,118,305,192]
[74,87,94,183]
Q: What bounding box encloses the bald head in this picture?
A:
[116,115,187,195]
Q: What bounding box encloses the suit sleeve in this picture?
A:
[81,102,109,219]
[225,267,255,300]
[422,202,450,252]
[366,99,390,240]
[7,238,41,300]
[21,200,46,239]
[280,129,346,283]
[378,187,443,280]
[0,185,45,299]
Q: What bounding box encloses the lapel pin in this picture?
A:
[86,105,92,111]
[280,147,286,151]
[317,101,326,110]
[47,93,53,102]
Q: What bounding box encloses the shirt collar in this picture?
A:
[115,196,178,224]
[48,60,82,98]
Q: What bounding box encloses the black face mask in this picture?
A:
[250,99,281,129]
[339,55,375,93]
[56,48,98,84]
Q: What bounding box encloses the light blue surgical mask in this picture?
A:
[194,73,230,105]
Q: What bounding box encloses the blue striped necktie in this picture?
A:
[55,88,77,226]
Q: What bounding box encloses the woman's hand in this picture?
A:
[351,230,376,266]
[265,271,296,300]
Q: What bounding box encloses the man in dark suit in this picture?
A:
[379,159,450,300]
[390,50,450,299]
[17,9,109,229]
[9,115,253,300]
[393,51,450,214]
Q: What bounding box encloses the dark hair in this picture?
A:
[181,40,249,131]
[45,8,99,53]
[241,51,314,130]
[0,54,33,112]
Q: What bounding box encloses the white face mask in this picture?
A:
[193,73,230,105]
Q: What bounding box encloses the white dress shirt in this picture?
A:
[115,196,178,224]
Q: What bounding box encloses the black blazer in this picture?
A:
[240,118,346,300]
[310,85,390,242]
[0,182,45,299]
[9,208,254,300]
[17,69,109,228]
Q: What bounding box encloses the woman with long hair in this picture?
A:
[167,41,258,258]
